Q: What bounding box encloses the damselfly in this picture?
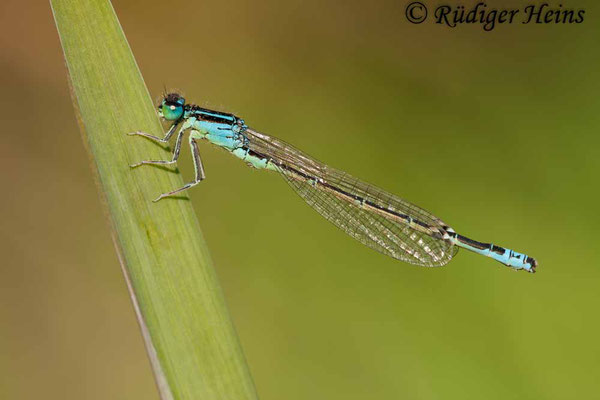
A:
[128,93,537,273]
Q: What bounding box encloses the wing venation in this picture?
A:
[244,128,457,266]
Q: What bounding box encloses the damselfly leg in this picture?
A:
[152,135,205,202]
[127,121,179,143]
[128,121,207,201]
[129,126,185,168]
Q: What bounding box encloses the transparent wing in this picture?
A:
[244,129,458,266]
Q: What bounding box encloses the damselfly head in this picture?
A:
[158,92,185,121]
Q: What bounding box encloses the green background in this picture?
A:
[1,0,598,399]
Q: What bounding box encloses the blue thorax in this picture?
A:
[184,105,247,150]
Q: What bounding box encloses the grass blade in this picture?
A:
[50,0,258,399]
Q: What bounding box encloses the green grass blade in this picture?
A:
[50,1,258,399]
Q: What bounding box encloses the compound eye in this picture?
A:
[161,102,184,121]
[158,92,186,120]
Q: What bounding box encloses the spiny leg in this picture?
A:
[130,127,185,168]
[153,136,206,202]
[127,121,179,143]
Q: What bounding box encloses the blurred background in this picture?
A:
[1,0,599,399]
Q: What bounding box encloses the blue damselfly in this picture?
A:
[129,93,537,273]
